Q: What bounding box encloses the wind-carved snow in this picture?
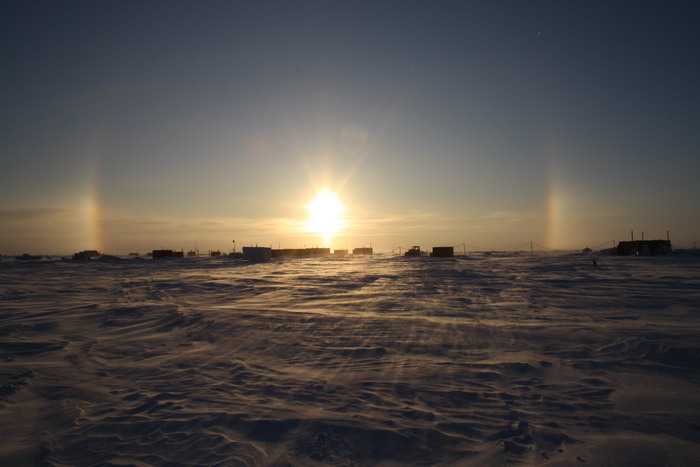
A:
[1,254,699,466]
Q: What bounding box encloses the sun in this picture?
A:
[305,189,345,244]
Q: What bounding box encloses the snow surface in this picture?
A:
[1,253,699,466]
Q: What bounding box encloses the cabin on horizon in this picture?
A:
[271,248,331,259]
[242,246,272,262]
[405,246,423,257]
[333,249,348,257]
[152,249,184,259]
[304,248,331,257]
[353,247,373,255]
[73,250,101,261]
[430,246,454,257]
[616,240,672,256]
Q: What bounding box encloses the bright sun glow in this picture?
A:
[305,189,345,244]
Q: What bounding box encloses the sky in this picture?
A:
[2,0,699,254]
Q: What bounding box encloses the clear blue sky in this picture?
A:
[2,1,699,253]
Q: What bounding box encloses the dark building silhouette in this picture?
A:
[242,246,272,262]
[430,246,454,257]
[333,249,348,257]
[72,250,101,261]
[405,246,423,257]
[271,248,330,259]
[243,247,332,261]
[353,247,373,255]
[152,249,184,259]
[616,240,672,256]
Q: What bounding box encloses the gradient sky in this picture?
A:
[2,0,699,254]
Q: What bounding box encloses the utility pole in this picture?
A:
[631,230,634,241]
[641,232,644,241]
